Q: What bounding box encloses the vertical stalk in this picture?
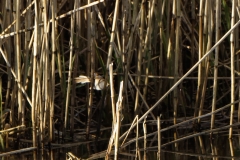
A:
[132,0,139,23]
[16,0,22,125]
[157,0,164,99]
[166,0,175,82]
[13,0,17,127]
[22,0,32,127]
[211,0,220,159]
[229,0,236,139]
[90,0,96,139]
[106,0,120,68]
[195,3,207,158]
[114,81,123,160]
[86,2,95,152]
[143,116,147,160]
[3,0,12,111]
[199,1,213,158]
[195,0,205,118]
[50,0,57,142]
[134,0,145,115]
[157,116,161,160]
[121,0,128,118]
[32,0,39,158]
[41,0,48,147]
[0,78,2,130]
[143,0,155,98]
[229,1,236,159]
[190,0,196,111]
[56,7,64,121]
[109,63,116,123]
[237,0,240,150]
[70,0,78,138]
[86,0,92,143]
[135,115,139,160]
[173,0,180,157]
[198,0,211,123]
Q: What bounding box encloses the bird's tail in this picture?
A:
[74,75,90,84]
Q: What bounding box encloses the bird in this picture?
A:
[74,73,109,90]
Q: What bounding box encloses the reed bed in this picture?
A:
[0,0,240,159]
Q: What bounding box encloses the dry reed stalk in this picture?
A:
[0,1,104,40]
[237,4,240,153]
[41,0,49,147]
[55,6,65,121]
[64,1,75,137]
[1,1,240,159]
[166,0,170,43]
[0,147,37,157]
[120,11,240,143]
[128,73,156,120]
[210,0,221,158]
[22,0,33,129]
[157,116,161,160]
[105,121,117,159]
[143,116,147,160]
[157,0,164,100]
[90,2,96,148]
[229,1,237,158]
[229,0,236,139]
[94,6,107,32]
[120,0,129,114]
[104,3,121,134]
[106,0,120,69]
[0,1,34,36]
[124,2,141,114]
[134,0,145,115]
[229,138,234,160]
[31,1,39,156]
[69,1,76,137]
[114,81,123,160]
[166,0,175,87]
[109,63,116,123]
[55,0,104,21]
[16,0,23,126]
[135,115,139,160]
[211,0,220,131]
[0,78,1,130]
[173,0,181,156]
[66,152,81,160]
[9,85,17,126]
[106,80,123,159]
[163,100,240,132]
[190,1,196,127]
[86,1,93,154]
[121,4,240,159]
[195,0,204,120]
[120,116,138,146]
[0,124,25,134]
[4,123,10,149]
[196,0,207,126]
[143,0,155,99]
[198,0,213,122]
[198,1,214,158]
[50,0,57,142]
[122,122,240,150]
[70,0,78,138]
[3,1,12,113]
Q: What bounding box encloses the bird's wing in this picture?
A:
[74,75,90,84]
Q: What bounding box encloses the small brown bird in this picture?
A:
[74,73,109,90]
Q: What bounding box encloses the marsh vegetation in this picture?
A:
[0,0,240,159]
